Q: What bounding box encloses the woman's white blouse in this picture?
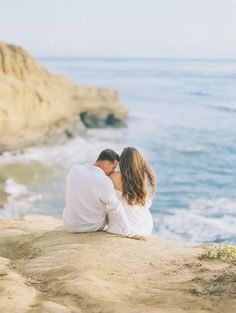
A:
[107,190,153,235]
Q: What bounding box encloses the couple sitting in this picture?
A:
[63,147,156,240]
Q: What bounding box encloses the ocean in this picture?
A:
[0,57,235,245]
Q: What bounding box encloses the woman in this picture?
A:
[107,147,156,235]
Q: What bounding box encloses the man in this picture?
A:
[63,149,145,240]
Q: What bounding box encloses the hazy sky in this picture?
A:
[0,0,236,58]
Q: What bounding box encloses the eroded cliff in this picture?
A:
[0,42,127,151]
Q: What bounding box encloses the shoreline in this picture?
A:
[0,214,235,313]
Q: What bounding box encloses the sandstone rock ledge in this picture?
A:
[0,216,235,313]
[0,42,127,151]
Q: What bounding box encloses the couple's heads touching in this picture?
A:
[94,147,156,207]
[94,148,119,176]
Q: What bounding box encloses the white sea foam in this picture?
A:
[0,128,153,169]
[0,137,87,166]
[0,135,124,168]
[4,178,28,197]
[1,178,42,219]
[190,198,236,215]
[154,198,236,244]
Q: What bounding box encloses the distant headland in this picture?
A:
[0,42,127,151]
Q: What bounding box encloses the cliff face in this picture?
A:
[0,42,49,80]
[0,42,127,151]
[0,215,235,313]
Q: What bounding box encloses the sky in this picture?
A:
[0,0,236,58]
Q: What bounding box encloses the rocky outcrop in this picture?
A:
[0,215,235,313]
[0,42,127,151]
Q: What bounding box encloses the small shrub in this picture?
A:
[199,244,236,264]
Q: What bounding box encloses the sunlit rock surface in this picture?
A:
[0,42,127,151]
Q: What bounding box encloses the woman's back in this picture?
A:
[109,171,153,235]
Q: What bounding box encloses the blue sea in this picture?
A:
[0,58,235,245]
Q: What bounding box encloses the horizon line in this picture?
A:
[36,56,236,62]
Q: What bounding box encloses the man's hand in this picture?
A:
[131,234,147,241]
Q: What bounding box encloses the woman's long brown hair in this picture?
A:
[119,147,156,206]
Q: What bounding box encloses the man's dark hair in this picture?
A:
[97,149,119,162]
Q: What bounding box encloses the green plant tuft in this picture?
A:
[199,244,236,264]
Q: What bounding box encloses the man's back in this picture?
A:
[63,163,110,232]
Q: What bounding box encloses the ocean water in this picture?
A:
[0,58,236,245]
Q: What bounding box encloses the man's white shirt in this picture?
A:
[63,163,135,237]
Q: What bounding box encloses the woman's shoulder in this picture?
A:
[109,171,121,179]
[109,171,122,191]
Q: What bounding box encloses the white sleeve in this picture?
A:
[100,180,135,238]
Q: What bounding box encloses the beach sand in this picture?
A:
[0,215,235,313]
